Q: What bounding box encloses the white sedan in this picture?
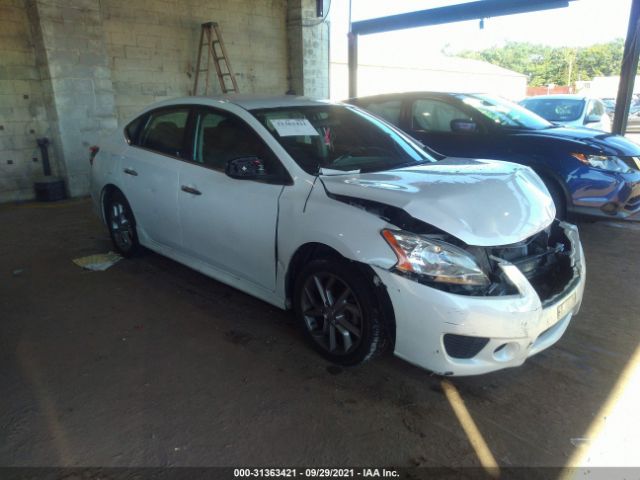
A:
[519,94,611,132]
[90,96,586,376]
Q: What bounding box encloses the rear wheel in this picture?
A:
[293,259,385,366]
[105,190,140,257]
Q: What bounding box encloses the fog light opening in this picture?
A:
[601,202,618,215]
[494,343,506,353]
[493,342,519,362]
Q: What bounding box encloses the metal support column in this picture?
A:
[613,0,640,135]
[348,32,358,98]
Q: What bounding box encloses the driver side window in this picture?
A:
[412,99,474,133]
[193,109,288,181]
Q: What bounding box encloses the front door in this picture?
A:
[178,108,289,291]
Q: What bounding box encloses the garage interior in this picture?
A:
[2,0,640,475]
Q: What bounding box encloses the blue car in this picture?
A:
[349,92,640,221]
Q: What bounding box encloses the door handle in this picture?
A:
[123,168,138,176]
[181,185,202,196]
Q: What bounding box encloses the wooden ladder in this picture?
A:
[193,22,239,96]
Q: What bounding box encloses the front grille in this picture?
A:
[443,334,489,359]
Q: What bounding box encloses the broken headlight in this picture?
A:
[382,230,490,286]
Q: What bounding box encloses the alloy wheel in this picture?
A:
[301,272,363,355]
[109,201,134,252]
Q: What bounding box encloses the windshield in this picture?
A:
[457,94,552,130]
[251,105,437,175]
[520,98,586,122]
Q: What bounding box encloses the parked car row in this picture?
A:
[350,92,640,222]
[92,90,640,377]
[601,96,640,133]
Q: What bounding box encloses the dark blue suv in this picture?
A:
[349,92,640,221]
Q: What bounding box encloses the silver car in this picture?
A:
[520,94,611,132]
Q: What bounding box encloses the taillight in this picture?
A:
[89,145,100,165]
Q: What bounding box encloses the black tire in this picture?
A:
[105,190,140,257]
[544,180,567,220]
[293,258,386,366]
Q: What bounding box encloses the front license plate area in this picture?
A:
[557,292,577,321]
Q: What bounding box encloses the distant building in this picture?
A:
[576,76,640,99]
[330,55,527,101]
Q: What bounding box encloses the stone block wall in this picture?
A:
[102,0,291,123]
[0,0,329,202]
[0,0,57,201]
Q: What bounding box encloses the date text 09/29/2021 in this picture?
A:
[233,468,400,478]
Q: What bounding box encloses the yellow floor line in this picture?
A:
[442,379,500,478]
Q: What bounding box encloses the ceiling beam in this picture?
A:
[348,0,575,98]
[350,0,572,36]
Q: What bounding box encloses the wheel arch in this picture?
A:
[285,242,396,347]
[530,167,572,213]
[100,184,129,223]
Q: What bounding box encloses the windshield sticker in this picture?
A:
[270,118,319,137]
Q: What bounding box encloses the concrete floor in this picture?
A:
[1,198,639,468]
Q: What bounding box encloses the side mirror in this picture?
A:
[450,119,478,133]
[225,156,266,179]
[584,114,601,124]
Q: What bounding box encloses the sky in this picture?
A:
[329,0,633,63]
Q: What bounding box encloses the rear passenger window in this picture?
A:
[139,108,190,157]
[364,100,402,125]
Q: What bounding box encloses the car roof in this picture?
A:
[522,94,588,101]
[147,95,336,111]
[350,92,463,101]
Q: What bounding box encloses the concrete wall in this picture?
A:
[287,0,329,98]
[0,0,58,201]
[102,0,291,123]
[0,0,329,202]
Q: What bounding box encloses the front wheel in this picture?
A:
[106,190,140,257]
[293,259,386,366]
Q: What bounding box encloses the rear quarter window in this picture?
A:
[124,115,144,145]
[138,108,190,158]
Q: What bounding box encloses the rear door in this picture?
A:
[120,106,191,249]
[177,107,289,291]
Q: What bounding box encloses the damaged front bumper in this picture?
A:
[375,222,586,376]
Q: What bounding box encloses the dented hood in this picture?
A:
[320,158,555,246]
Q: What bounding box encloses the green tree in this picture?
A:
[453,39,625,87]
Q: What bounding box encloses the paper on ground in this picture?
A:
[72,252,123,271]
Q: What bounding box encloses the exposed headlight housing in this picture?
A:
[381,230,490,286]
[571,153,634,173]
